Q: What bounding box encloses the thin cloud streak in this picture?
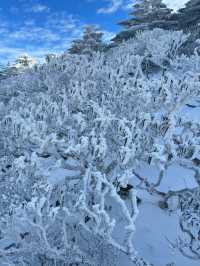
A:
[97,0,123,14]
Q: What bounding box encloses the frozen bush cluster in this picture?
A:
[177,188,200,260]
[0,29,200,265]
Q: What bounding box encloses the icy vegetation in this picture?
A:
[0,29,200,266]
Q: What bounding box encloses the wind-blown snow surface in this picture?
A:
[132,164,199,266]
[134,193,200,266]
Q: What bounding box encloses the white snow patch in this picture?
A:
[135,163,198,193]
[159,164,198,192]
[134,195,200,266]
[47,168,81,185]
[180,105,200,123]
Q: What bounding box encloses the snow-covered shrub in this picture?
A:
[177,188,200,260]
[136,29,188,66]
[118,29,188,73]
[0,29,200,265]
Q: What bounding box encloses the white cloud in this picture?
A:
[97,0,189,14]
[163,0,188,12]
[29,4,50,13]
[123,0,135,10]
[0,12,84,63]
[97,0,136,14]
[102,30,115,41]
[97,0,123,14]
[0,2,116,63]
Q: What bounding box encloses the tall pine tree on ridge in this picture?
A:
[112,0,179,43]
[178,0,200,54]
[68,25,106,55]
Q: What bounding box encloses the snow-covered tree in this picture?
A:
[0,55,37,80]
[179,0,200,29]
[0,64,8,81]
[45,53,57,63]
[112,0,179,43]
[14,54,36,68]
[178,0,200,54]
[68,25,106,55]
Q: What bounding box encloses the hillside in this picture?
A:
[0,29,200,266]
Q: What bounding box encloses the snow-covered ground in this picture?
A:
[134,191,200,266]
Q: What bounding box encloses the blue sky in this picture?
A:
[0,0,136,64]
[0,0,187,64]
